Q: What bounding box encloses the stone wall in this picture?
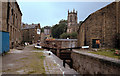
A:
[78,2,120,48]
[71,50,120,75]
[77,23,85,47]
[0,1,2,31]
[118,2,120,48]
[1,1,22,48]
[1,2,7,32]
[67,9,78,33]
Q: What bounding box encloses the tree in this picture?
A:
[70,32,77,39]
[51,19,67,38]
[41,27,44,32]
[60,33,69,39]
[60,32,77,39]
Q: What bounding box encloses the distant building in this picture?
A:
[67,9,79,33]
[78,2,120,49]
[21,23,41,44]
[40,32,46,44]
[44,26,51,35]
[0,1,22,48]
[40,26,51,43]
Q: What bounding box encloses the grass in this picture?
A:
[53,63,57,67]
[20,57,28,60]
[27,70,36,74]
[33,47,44,51]
[27,52,46,74]
[88,50,120,59]
[2,50,46,74]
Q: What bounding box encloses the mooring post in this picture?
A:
[57,49,60,57]
[63,59,66,67]
[70,59,73,68]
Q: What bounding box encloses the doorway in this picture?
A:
[92,39,100,48]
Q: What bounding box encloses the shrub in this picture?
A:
[111,49,115,51]
[60,33,70,39]
[60,32,77,39]
[70,32,77,39]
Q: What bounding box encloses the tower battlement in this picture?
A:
[68,9,77,14]
[67,9,78,33]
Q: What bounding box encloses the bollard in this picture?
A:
[57,49,60,57]
[70,59,73,68]
[63,59,66,68]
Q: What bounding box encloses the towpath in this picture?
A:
[2,45,78,75]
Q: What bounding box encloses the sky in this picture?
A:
[18,2,112,27]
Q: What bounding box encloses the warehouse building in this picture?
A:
[78,2,120,49]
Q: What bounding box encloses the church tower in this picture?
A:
[67,9,78,33]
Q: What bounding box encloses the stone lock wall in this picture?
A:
[71,50,120,75]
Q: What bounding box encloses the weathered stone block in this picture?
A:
[71,50,120,75]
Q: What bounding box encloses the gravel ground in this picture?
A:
[2,45,78,75]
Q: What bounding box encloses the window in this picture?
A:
[11,9,13,15]
[87,27,88,31]
[13,14,15,24]
[70,15,72,22]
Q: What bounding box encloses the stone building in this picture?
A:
[67,9,78,33]
[40,26,51,43]
[21,23,41,44]
[78,2,120,49]
[0,0,22,48]
[44,26,51,36]
[0,1,2,30]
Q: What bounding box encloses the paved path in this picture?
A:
[2,45,78,75]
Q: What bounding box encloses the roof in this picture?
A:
[44,26,51,29]
[21,24,39,30]
[77,2,115,32]
[15,0,22,15]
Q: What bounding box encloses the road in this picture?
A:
[2,45,78,75]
